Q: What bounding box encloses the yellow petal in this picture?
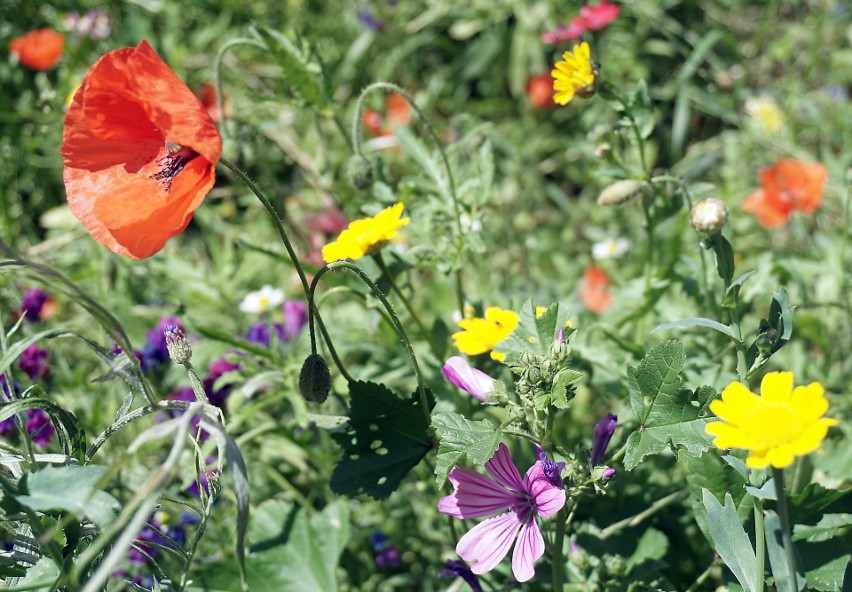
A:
[788,417,838,455]
[712,382,760,425]
[760,371,794,403]
[764,445,795,469]
[790,383,828,422]
[746,449,771,469]
[706,422,751,449]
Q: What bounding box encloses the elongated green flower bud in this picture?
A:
[299,353,331,403]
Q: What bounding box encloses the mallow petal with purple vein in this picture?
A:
[443,356,496,402]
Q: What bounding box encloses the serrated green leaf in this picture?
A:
[330,381,433,499]
[623,341,714,470]
[551,369,583,409]
[793,514,851,543]
[16,466,120,529]
[254,27,327,108]
[432,412,501,486]
[494,299,573,364]
[798,539,851,591]
[703,489,757,592]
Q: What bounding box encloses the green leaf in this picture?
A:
[432,412,501,486]
[493,299,573,364]
[798,539,851,591]
[330,381,434,499]
[708,233,735,285]
[626,527,669,572]
[764,510,807,592]
[16,466,120,529]
[793,514,851,543]
[787,483,850,525]
[0,397,87,462]
[702,489,757,592]
[551,369,583,409]
[253,27,327,108]
[623,341,714,470]
[651,317,738,341]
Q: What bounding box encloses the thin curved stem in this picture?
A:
[317,261,431,427]
[213,38,266,138]
[351,82,466,313]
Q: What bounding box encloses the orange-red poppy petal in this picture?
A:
[9,29,64,70]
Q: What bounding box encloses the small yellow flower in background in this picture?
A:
[535,306,548,317]
[452,307,519,363]
[744,96,784,134]
[552,41,597,106]
[322,202,409,263]
[706,371,837,469]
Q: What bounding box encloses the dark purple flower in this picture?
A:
[19,345,49,380]
[438,559,484,592]
[26,409,54,448]
[376,546,400,569]
[591,413,618,466]
[141,316,184,371]
[246,322,271,347]
[358,9,383,31]
[128,521,166,564]
[369,531,389,552]
[19,288,49,323]
[535,446,566,488]
[277,300,308,341]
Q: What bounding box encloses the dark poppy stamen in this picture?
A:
[150,144,198,191]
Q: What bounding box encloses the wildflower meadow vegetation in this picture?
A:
[2,1,850,591]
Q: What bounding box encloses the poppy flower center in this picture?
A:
[150,142,199,191]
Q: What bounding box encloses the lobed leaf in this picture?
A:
[432,411,501,486]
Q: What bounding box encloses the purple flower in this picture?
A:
[443,357,496,402]
[602,467,616,480]
[591,413,617,466]
[186,456,219,498]
[438,560,484,592]
[535,446,566,489]
[246,322,271,347]
[276,300,308,341]
[375,546,400,569]
[19,288,49,323]
[142,316,184,371]
[0,377,19,437]
[26,409,54,448]
[369,531,389,551]
[203,357,240,408]
[129,521,166,564]
[19,345,49,380]
[358,9,383,31]
[438,443,566,582]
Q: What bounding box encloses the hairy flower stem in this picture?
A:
[754,497,766,592]
[213,38,266,138]
[219,157,347,379]
[373,252,442,360]
[351,81,466,314]
[316,262,431,427]
[772,467,799,592]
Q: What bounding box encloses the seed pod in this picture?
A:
[689,198,729,234]
[299,353,332,403]
[597,179,644,206]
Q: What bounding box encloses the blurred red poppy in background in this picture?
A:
[9,29,65,70]
[742,159,827,228]
[362,92,411,138]
[580,265,612,314]
[526,74,555,109]
[579,2,620,31]
[61,40,221,259]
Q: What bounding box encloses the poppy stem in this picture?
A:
[218,157,344,384]
[213,38,266,138]
[351,82,466,315]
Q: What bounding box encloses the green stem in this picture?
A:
[754,497,766,592]
[212,38,266,138]
[600,490,688,539]
[307,274,353,383]
[602,84,649,176]
[552,507,566,591]
[314,262,431,428]
[351,82,466,313]
[373,252,441,360]
[684,562,717,592]
[771,467,799,592]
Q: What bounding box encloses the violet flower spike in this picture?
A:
[443,356,496,402]
[591,413,618,466]
[438,443,566,582]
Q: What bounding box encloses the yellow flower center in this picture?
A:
[745,402,804,450]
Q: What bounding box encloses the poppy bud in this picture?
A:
[164,325,192,364]
[299,353,331,403]
[690,198,729,234]
[346,155,374,190]
[597,179,643,206]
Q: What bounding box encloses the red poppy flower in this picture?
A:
[580,265,612,314]
[526,74,555,109]
[742,159,827,228]
[9,29,65,70]
[198,83,229,123]
[362,92,411,138]
[61,40,221,259]
[578,2,620,31]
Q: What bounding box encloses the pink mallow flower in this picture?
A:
[438,443,566,582]
[443,356,496,402]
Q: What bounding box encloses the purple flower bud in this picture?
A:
[19,288,49,323]
[535,445,566,488]
[591,413,618,466]
[602,467,616,480]
[142,316,184,371]
[443,356,496,402]
[556,328,565,343]
[19,344,49,380]
[438,560,484,592]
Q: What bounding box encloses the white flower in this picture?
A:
[239,285,285,314]
[592,238,630,260]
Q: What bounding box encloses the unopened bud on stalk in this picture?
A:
[164,325,192,364]
[299,353,332,403]
[346,155,374,190]
[597,179,644,206]
[689,198,729,234]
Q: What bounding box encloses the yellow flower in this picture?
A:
[552,42,597,106]
[744,96,784,134]
[706,372,837,469]
[452,307,520,363]
[322,202,409,263]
